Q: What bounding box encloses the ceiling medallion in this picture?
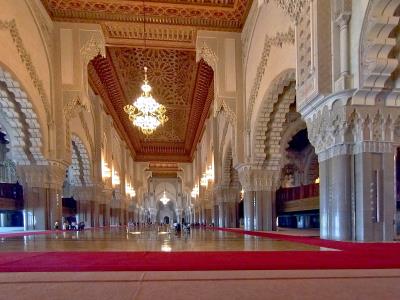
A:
[124,66,168,135]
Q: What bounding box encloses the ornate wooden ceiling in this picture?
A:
[41,0,252,48]
[42,0,244,161]
[88,51,214,162]
[109,48,197,144]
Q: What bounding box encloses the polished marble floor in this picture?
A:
[0,227,334,252]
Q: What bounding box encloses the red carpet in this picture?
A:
[0,230,54,238]
[0,228,399,272]
[211,227,400,252]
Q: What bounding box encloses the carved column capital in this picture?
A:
[305,95,400,161]
[16,160,68,189]
[236,164,280,192]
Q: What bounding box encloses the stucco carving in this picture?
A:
[251,69,296,164]
[246,28,295,130]
[80,33,105,66]
[17,160,67,189]
[0,66,47,165]
[305,93,400,161]
[63,96,88,158]
[79,111,94,158]
[197,42,218,72]
[272,0,310,24]
[354,0,400,106]
[0,19,52,124]
[237,163,280,192]
[216,99,237,126]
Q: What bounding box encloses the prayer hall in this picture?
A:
[0,0,399,299]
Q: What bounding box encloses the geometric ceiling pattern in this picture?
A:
[88,53,214,162]
[42,0,245,162]
[41,0,251,29]
[41,0,252,48]
[108,48,197,143]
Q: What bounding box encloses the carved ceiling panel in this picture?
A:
[41,0,252,49]
[88,52,214,162]
[41,0,250,30]
[108,47,196,143]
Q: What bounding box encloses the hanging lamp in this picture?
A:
[123,0,168,135]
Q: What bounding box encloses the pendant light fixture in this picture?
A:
[124,0,168,135]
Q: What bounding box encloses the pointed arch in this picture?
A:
[252,69,296,166]
[355,0,400,105]
[0,64,46,165]
[69,134,92,187]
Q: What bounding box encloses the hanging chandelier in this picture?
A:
[123,0,168,135]
[160,190,170,205]
[124,67,168,135]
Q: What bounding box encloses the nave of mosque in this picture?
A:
[0,0,400,299]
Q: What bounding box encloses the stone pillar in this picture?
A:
[319,153,352,240]
[305,101,399,241]
[176,209,183,224]
[213,204,219,226]
[238,166,279,231]
[335,13,351,77]
[149,208,157,224]
[74,186,94,226]
[17,161,67,230]
[243,191,255,230]
[354,149,396,241]
[103,189,112,226]
[218,202,226,227]
[255,190,277,231]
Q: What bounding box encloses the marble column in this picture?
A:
[218,202,226,227]
[103,189,113,226]
[243,191,255,230]
[17,162,66,230]
[354,150,396,241]
[319,153,352,240]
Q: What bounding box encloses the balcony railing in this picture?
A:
[276,183,319,203]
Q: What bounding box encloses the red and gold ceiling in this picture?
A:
[88,50,214,162]
[42,0,250,161]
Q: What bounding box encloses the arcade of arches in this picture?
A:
[0,0,400,246]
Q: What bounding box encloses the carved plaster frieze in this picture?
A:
[273,0,310,24]
[103,22,196,48]
[63,95,88,158]
[246,28,295,130]
[305,93,400,161]
[64,95,88,121]
[197,41,218,72]
[80,32,105,66]
[354,0,400,106]
[236,164,280,192]
[71,186,93,201]
[0,19,52,124]
[17,160,68,189]
[216,98,237,126]
[79,111,94,158]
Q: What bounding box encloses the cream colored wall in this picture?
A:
[349,0,369,88]
[0,0,52,157]
[243,1,296,133]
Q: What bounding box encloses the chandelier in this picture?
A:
[191,184,199,198]
[125,181,136,198]
[123,1,168,135]
[124,67,168,135]
[160,190,170,205]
